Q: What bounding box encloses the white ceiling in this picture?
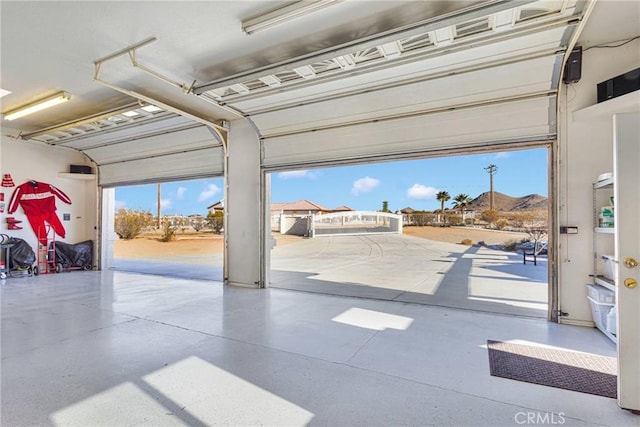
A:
[1,0,638,146]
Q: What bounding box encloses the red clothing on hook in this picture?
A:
[8,181,72,245]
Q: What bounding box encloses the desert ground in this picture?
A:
[114,226,530,258]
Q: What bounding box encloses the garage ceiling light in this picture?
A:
[122,110,140,117]
[242,0,342,35]
[3,91,70,121]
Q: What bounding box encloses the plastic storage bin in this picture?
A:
[588,296,615,331]
[606,306,617,335]
[586,283,615,303]
[601,255,617,281]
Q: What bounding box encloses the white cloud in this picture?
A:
[114,200,127,210]
[278,170,316,179]
[160,199,172,209]
[197,184,221,202]
[352,176,380,195]
[176,186,187,199]
[407,184,438,200]
[494,152,509,159]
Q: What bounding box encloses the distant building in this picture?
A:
[331,205,353,212]
[271,199,331,216]
[207,200,224,215]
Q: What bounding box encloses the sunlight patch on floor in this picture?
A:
[332,307,414,331]
[51,356,315,426]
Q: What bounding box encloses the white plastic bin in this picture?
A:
[588,296,614,330]
[601,255,617,281]
[586,284,615,303]
[606,306,617,335]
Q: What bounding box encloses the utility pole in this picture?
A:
[157,183,161,229]
[484,164,498,212]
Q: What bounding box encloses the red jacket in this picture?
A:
[8,181,72,215]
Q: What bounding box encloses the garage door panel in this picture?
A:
[86,126,219,164]
[99,146,225,187]
[262,96,552,168]
[235,27,567,115]
[252,55,559,137]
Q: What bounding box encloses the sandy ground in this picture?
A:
[114,227,529,258]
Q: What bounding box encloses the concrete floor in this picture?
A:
[113,234,548,318]
[1,270,635,426]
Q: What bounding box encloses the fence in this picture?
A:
[310,211,402,237]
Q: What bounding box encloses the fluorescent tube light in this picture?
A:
[242,0,342,35]
[3,92,70,121]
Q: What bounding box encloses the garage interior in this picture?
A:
[1,0,639,425]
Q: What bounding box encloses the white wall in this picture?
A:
[557,38,640,324]
[0,136,97,264]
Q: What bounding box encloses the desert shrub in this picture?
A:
[207,211,224,234]
[160,219,177,242]
[115,209,152,240]
[461,238,473,245]
[480,209,499,225]
[448,215,463,226]
[495,218,509,230]
[504,239,520,251]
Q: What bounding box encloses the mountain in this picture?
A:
[469,192,548,212]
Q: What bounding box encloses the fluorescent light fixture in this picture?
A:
[259,75,282,87]
[141,105,163,113]
[122,110,140,117]
[242,0,342,35]
[293,65,316,79]
[377,41,403,59]
[333,54,356,70]
[3,91,71,121]
[0,88,12,99]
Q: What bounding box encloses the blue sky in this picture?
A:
[115,148,548,215]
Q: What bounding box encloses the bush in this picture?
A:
[460,238,473,245]
[480,209,499,225]
[160,219,177,242]
[495,218,509,230]
[207,211,224,234]
[115,209,152,240]
[504,239,519,251]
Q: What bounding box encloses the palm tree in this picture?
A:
[452,193,473,222]
[436,191,450,225]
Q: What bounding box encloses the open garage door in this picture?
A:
[21,109,225,187]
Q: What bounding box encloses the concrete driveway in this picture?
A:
[271,234,548,318]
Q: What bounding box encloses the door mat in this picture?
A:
[487,340,617,399]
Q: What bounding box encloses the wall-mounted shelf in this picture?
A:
[58,173,96,180]
[573,90,640,122]
[595,227,615,234]
[594,276,616,292]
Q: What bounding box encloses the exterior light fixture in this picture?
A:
[242,0,342,35]
[3,91,71,121]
